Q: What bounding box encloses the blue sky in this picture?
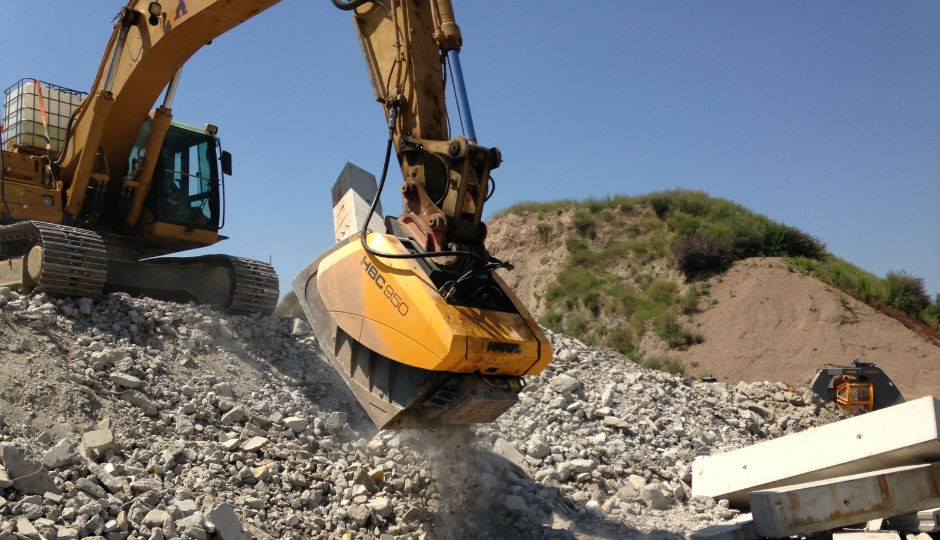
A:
[3,1,938,298]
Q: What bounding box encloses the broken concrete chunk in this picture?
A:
[175,499,199,517]
[176,511,207,540]
[323,411,347,434]
[368,496,393,518]
[548,374,581,394]
[0,443,58,495]
[40,439,78,469]
[120,389,159,416]
[130,475,163,495]
[0,464,13,488]
[15,517,40,540]
[76,477,107,499]
[283,416,308,433]
[220,406,247,426]
[142,509,171,528]
[206,503,248,540]
[80,428,115,460]
[347,504,371,527]
[353,467,378,493]
[110,371,143,388]
[239,436,269,453]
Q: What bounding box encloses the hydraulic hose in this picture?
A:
[331,0,373,11]
[359,105,497,267]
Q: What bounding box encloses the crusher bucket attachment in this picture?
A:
[810,360,905,413]
[292,164,552,430]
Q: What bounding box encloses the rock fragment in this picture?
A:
[40,439,78,469]
[207,503,249,540]
[110,372,143,388]
[0,443,57,495]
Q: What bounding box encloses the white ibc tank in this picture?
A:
[2,79,85,151]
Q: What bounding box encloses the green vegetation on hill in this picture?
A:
[498,190,939,364]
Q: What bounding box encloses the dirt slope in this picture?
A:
[666,258,939,400]
[486,213,939,401]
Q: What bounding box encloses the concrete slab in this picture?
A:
[750,462,940,538]
[832,533,902,540]
[330,163,385,242]
[692,397,940,506]
[887,506,940,532]
[686,517,757,540]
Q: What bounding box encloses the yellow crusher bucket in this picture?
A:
[292,165,551,430]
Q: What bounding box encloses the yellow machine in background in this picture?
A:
[0,0,553,429]
[810,361,904,414]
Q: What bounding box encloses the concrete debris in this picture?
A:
[109,371,143,388]
[79,427,115,460]
[0,288,907,539]
[39,439,78,469]
[0,443,57,495]
[693,396,940,506]
[751,462,940,537]
[207,503,249,540]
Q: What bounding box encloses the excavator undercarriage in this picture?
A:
[0,220,278,314]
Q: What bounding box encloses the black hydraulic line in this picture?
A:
[359,105,499,268]
[332,0,373,11]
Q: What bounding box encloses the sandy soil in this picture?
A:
[669,258,939,400]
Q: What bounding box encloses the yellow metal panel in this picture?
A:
[0,179,64,222]
[316,233,550,376]
[140,222,219,246]
[358,318,451,371]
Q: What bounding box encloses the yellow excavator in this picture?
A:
[0,1,284,313]
[0,0,552,429]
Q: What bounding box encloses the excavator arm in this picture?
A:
[351,0,499,257]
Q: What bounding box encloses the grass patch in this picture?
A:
[503,190,938,353]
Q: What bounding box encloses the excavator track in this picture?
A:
[105,253,279,315]
[0,222,278,314]
[0,221,107,298]
[227,256,279,315]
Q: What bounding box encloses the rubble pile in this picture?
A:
[0,288,846,539]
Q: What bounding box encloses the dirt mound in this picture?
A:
[486,210,939,401]
[666,258,939,400]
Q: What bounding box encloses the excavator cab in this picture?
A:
[144,122,224,232]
